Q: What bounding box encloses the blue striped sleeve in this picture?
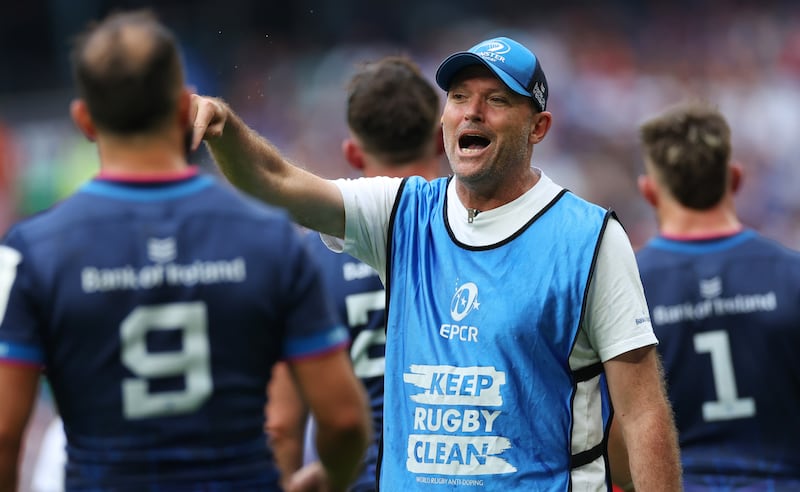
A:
[284,325,349,360]
[0,341,44,366]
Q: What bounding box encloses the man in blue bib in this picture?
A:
[191,36,682,491]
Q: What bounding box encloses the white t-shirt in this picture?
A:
[322,169,656,366]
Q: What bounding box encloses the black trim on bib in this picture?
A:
[572,361,603,383]
[571,441,604,469]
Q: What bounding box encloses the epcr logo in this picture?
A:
[479,40,510,54]
[450,282,480,321]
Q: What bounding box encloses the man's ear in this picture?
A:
[530,111,552,144]
[638,174,658,207]
[177,88,191,127]
[730,162,744,194]
[342,138,364,171]
[70,99,97,142]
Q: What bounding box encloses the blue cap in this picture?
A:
[435,36,548,112]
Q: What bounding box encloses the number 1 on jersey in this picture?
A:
[694,330,755,421]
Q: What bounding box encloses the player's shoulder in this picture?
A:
[636,229,800,271]
[746,230,800,258]
[635,236,697,274]
[201,179,293,225]
[635,240,662,261]
[1,193,85,248]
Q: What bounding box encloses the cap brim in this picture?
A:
[435,52,530,98]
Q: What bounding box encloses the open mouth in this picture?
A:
[458,134,491,153]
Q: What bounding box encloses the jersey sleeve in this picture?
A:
[279,222,349,361]
[0,230,45,367]
[584,219,658,361]
[321,176,402,284]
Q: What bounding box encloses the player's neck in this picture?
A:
[97,136,190,176]
[366,156,443,181]
[658,204,742,240]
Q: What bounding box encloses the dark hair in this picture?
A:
[639,101,732,210]
[346,56,440,164]
[70,9,184,135]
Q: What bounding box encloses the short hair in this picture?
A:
[70,9,184,135]
[639,101,732,210]
[346,56,440,164]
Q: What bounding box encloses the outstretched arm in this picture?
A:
[190,95,346,238]
[604,346,682,491]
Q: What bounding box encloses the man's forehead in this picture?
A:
[449,65,505,88]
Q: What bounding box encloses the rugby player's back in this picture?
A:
[638,230,800,488]
[1,174,343,490]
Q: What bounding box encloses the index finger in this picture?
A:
[190,94,213,151]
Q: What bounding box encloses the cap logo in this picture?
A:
[473,40,511,64]
[436,36,548,112]
[481,40,511,55]
[532,82,546,111]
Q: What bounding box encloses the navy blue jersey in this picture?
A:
[0,172,347,491]
[303,233,384,492]
[637,230,800,489]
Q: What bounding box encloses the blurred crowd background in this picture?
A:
[3,0,800,249]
